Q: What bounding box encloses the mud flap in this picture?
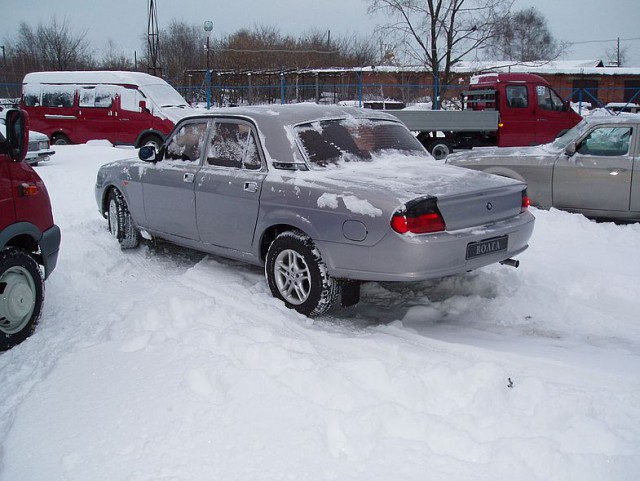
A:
[341,280,361,308]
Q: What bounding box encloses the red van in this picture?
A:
[0,109,60,350]
[21,71,193,149]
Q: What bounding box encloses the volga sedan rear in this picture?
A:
[96,104,534,315]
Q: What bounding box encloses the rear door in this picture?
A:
[553,124,634,213]
[195,119,266,253]
[141,119,210,239]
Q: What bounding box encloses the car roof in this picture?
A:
[177,104,404,164]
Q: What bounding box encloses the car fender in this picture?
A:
[480,166,527,184]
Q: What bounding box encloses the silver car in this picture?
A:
[95,105,534,315]
[447,115,640,221]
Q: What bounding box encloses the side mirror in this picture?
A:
[564,142,576,157]
[4,109,28,162]
[139,100,150,114]
[138,145,158,162]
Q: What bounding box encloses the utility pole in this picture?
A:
[616,37,621,67]
[147,0,161,76]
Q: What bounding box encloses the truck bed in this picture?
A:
[388,109,499,132]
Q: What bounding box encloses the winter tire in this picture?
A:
[52,133,71,145]
[107,189,141,249]
[428,141,452,160]
[0,248,45,351]
[265,230,340,316]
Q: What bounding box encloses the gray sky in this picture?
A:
[2,0,639,66]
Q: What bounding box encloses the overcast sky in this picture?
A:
[2,0,639,66]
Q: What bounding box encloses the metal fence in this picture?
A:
[3,79,639,114]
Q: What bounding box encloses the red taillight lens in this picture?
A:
[521,191,530,212]
[391,196,446,234]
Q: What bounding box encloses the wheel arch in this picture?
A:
[1,223,41,255]
[134,129,165,148]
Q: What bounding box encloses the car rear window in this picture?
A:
[295,119,424,166]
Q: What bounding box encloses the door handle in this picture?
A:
[607,168,626,176]
[244,182,258,193]
[183,173,195,183]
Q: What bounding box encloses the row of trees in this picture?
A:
[1,3,572,104]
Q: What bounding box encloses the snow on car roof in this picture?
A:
[22,70,171,87]
[177,104,405,165]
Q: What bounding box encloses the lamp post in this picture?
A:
[203,21,213,109]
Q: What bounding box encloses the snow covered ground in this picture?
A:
[1,143,639,481]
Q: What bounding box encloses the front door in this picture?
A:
[142,119,210,240]
[553,125,634,213]
[499,84,536,147]
[534,85,576,144]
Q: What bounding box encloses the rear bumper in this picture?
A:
[318,211,535,282]
[40,224,61,279]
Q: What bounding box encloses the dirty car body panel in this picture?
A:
[96,104,534,311]
[447,115,640,221]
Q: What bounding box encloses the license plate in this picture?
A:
[466,235,508,260]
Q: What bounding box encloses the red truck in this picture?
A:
[390,73,583,159]
[0,109,60,350]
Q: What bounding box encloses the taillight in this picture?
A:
[521,190,530,212]
[391,196,446,234]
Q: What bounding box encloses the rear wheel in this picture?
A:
[0,248,44,351]
[428,140,452,160]
[265,231,340,316]
[107,189,140,249]
[52,133,71,145]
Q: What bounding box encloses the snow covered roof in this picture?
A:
[22,70,171,86]
[295,60,640,76]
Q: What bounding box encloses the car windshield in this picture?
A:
[143,84,188,108]
[550,119,591,150]
[295,118,425,167]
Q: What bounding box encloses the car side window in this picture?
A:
[206,121,261,170]
[164,121,209,163]
[506,85,528,108]
[79,86,116,108]
[577,126,632,157]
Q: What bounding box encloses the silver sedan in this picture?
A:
[95,104,534,315]
[447,115,640,221]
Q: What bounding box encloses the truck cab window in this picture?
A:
[506,86,528,108]
[537,86,565,111]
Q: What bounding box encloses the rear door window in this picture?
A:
[206,121,262,170]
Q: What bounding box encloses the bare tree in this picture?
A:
[12,17,92,71]
[604,39,628,67]
[486,7,567,62]
[154,20,206,84]
[367,0,512,107]
[100,40,135,70]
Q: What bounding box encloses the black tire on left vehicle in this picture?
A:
[0,247,45,351]
[265,230,340,317]
[107,189,141,249]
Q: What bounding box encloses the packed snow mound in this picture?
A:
[0,144,639,480]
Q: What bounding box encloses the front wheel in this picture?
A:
[265,231,340,316]
[107,189,140,249]
[0,248,45,351]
